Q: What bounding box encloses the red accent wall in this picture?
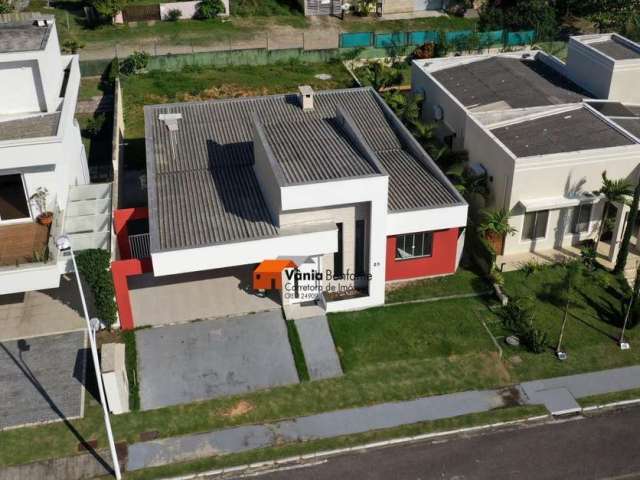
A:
[113,207,149,260]
[385,228,459,281]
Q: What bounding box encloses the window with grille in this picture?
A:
[395,232,433,260]
[571,204,592,234]
[522,210,549,240]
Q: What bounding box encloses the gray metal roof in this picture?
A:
[612,118,640,139]
[492,107,636,158]
[0,113,60,141]
[262,117,379,184]
[432,56,588,110]
[145,87,463,252]
[586,101,637,117]
[0,21,52,53]
[590,38,640,61]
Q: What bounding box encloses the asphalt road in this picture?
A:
[238,407,640,480]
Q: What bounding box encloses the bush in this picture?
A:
[195,0,224,19]
[119,51,150,75]
[580,241,597,271]
[83,113,106,138]
[62,39,84,54]
[92,0,127,18]
[105,57,119,86]
[165,8,182,21]
[0,0,14,13]
[501,296,548,354]
[75,249,118,328]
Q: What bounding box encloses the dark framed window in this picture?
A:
[0,174,30,221]
[355,219,366,275]
[334,223,344,278]
[395,231,433,260]
[522,210,549,240]
[571,204,592,234]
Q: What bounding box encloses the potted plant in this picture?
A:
[30,187,53,226]
[478,208,516,255]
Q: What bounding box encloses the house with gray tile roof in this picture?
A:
[412,32,640,268]
[0,15,95,296]
[113,86,467,326]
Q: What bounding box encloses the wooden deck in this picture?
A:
[0,222,50,267]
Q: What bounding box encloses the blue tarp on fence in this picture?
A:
[445,30,473,45]
[506,30,536,46]
[408,31,440,46]
[375,32,407,48]
[478,30,504,46]
[340,32,374,48]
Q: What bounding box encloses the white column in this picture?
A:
[608,202,630,262]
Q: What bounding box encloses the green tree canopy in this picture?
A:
[479,0,558,40]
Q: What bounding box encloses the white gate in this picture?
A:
[128,233,150,259]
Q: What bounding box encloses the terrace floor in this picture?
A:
[0,222,49,267]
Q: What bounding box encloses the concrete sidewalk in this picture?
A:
[294,315,342,380]
[127,365,640,472]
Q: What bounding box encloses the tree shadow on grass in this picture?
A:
[575,290,624,341]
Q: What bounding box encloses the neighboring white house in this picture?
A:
[412,33,640,265]
[112,86,467,328]
[0,16,108,295]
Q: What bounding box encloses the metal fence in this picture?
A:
[339,29,536,49]
[128,233,150,259]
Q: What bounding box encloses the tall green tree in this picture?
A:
[479,0,558,41]
[595,171,632,244]
[614,178,640,274]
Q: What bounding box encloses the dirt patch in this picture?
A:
[497,385,524,407]
[221,400,255,417]
[97,329,123,347]
[177,85,270,102]
[479,351,512,385]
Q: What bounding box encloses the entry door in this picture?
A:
[355,220,366,276]
[0,174,30,221]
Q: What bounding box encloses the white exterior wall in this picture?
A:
[386,204,467,236]
[0,60,43,114]
[503,146,640,255]
[412,60,468,150]
[0,54,87,222]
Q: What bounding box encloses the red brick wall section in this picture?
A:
[385,228,459,281]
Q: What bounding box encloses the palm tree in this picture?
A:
[478,208,517,254]
[614,177,640,274]
[363,62,403,92]
[595,171,632,244]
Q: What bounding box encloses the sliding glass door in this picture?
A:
[0,174,30,221]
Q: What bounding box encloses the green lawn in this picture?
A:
[498,265,640,381]
[536,41,568,61]
[121,61,355,168]
[77,112,113,182]
[578,388,640,408]
[2,265,638,468]
[78,77,108,101]
[385,268,490,304]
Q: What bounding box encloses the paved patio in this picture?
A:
[0,276,88,341]
[135,311,299,410]
[128,266,280,327]
[0,331,87,429]
[294,315,343,380]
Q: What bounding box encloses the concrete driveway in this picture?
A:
[136,311,299,410]
[0,331,87,429]
[129,265,280,328]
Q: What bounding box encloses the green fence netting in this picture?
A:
[445,30,473,45]
[374,32,407,48]
[407,31,440,46]
[478,30,504,46]
[339,32,374,48]
[506,30,536,46]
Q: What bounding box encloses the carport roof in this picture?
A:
[145,88,464,252]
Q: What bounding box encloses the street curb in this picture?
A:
[581,397,640,412]
[161,414,551,480]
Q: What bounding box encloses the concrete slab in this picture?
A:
[0,331,87,429]
[127,389,504,470]
[129,266,280,327]
[0,276,87,341]
[527,388,581,416]
[294,316,342,380]
[136,311,299,410]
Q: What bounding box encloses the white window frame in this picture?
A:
[571,203,592,234]
[522,210,549,241]
[395,231,433,260]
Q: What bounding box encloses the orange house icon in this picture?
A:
[253,259,297,291]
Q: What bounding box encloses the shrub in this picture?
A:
[62,39,84,54]
[83,113,106,138]
[521,326,548,354]
[580,241,597,271]
[105,57,119,86]
[165,8,182,21]
[501,296,548,353]
[0,0,14,13]
[195,0,224,19]
[119,51,150,75]
[75,249,117,328]
[92,0,127,18]
[488,266,504,287]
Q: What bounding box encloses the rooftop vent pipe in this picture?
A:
[298,85,314,112]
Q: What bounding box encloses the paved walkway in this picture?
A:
[294,315,342,380]
[127,364,640,471]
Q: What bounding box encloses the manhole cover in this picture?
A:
[314,73,333,80]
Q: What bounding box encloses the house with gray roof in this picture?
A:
[0,15,106,296]
[113,86,467,326]
[412,33,640,269]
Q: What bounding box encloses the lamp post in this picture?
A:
[56,235,122,480]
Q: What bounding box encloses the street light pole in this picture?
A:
[56,236,122,480]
